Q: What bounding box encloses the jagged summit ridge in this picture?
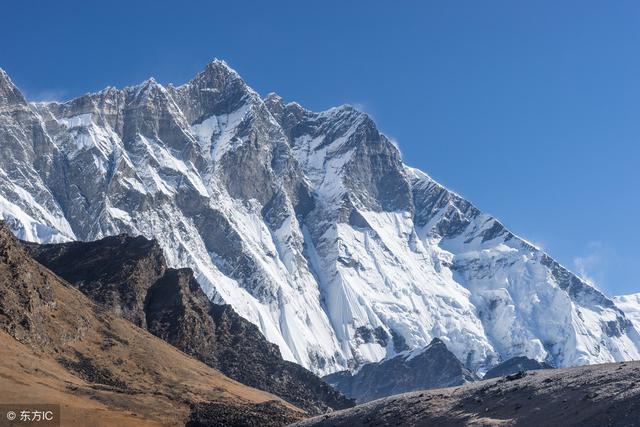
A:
[0,60,638,375]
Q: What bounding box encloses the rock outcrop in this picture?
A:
[483,356,553,379]
[323,338,477,403]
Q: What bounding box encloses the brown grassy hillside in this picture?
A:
[0,222,304,426]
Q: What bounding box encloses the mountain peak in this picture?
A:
[428,337,445,347]
[0,68,27,106]
[123,77,168,105]
[319,104,370,125]
[264,92,283,104]
[206,58,233,71]
[192,58,245,87]
[173,58,254,119]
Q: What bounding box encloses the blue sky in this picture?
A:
[1,1,638,296]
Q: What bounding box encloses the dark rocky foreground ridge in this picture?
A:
[323,338,477,403]
[23,233,353,414]
[295,361,640,427]
[0,220,305,426]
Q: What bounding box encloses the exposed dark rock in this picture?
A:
[322,338,477,403]
[23,234,165,328]
[505,371,527,381]
[58,350,129,390]
[390,329,410,353]
[186,400,304,427]
[355,326,388,346]
[484,356,554,379]
[0,221,57,347]
[207,303,354,413]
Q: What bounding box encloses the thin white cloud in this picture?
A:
[573,241,608,289]
[27,88,67,103]
[349,101,402,158]
[529,240,545,251]
[388,136,402,157]
[351,102,369,113]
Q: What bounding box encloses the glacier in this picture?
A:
[0,61,638,375]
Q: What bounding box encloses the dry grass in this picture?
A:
[0,224,305,426]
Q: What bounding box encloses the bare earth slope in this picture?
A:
[294,362,640,427]
[0,222,304,426]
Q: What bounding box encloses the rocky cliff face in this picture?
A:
[323,338,477,403]
[1,60,639,375]
[25,234,352,414]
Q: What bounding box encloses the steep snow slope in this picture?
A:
[0,61,638,375]
[614,293,640,332]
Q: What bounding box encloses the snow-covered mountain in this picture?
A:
[1,60,638,375]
